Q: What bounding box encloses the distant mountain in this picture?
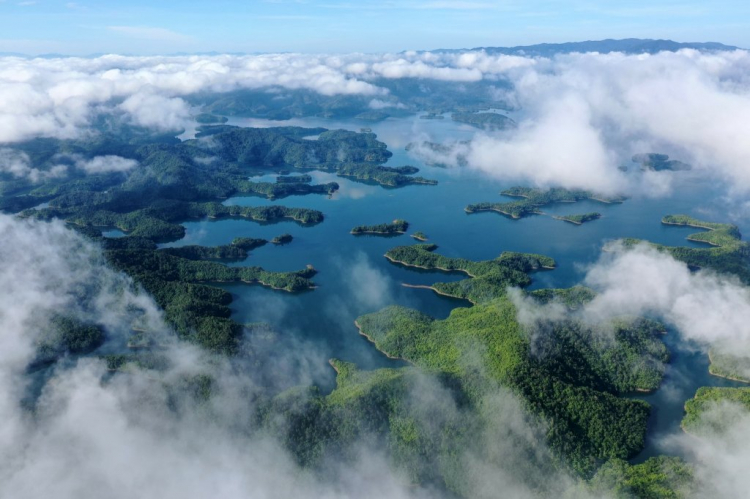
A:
[434,38,740,56]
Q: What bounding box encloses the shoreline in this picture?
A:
[552,216,582,225]
[353,320,408,361]
[465,207,523,219]
[401,283,476,304]
[351,230,407,235]
[384,254,476,277]
[707,350,750,383]
[661,220,726,247]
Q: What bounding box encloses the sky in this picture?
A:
[0,0,748,55]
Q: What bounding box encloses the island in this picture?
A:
[410,231,428,241]
[1,126,437,233]
[451,112,516,130]
[467,187,625,220]
[385,243,554,304]
[351,219,409,235]
[232,178,340,199]
[554,212,602,225]
[194,113,229,124]
[271,233,293,245]
[354,111,389,121]
[632,153,692,171]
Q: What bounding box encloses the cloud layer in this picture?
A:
[1,49,750,196]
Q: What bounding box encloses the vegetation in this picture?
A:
[355,296,665,476]
[271,233,293,245]
[555,212,601,225]
[276,174,312,183]
[333,163,437,187]
[588,456,693,498]
[386,243,554,303]
[2,126,437,245]
[23,201,324,242]
[623,215,750,284]
[101,244,315,354]
[632,153,692,171]
[354,110,389,121]
[34,316,106,366]
[530,286,597,310]
[159,237,267,261]
[683,387,750,435]
[351,219,409,235]
[410,231,428,241]
[467,187,624,219]
[194,113,228,124]
[661,215,742,248]
[708,348,750,383]
[451,112,515,130]
[230,178,339,199]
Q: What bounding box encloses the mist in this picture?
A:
[0,214,604,499]
[0,49,745,201]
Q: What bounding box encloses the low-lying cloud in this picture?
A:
[0,214,606,499]
[583,242,750,353]
[1,49,747,199]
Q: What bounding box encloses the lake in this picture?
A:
[172,114,749,461]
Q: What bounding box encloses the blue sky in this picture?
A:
[0,0,748,55]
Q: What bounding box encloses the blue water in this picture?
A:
[168,115,749,459]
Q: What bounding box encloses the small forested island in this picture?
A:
[194,113,229,124]
[271,233,293,245]
[335,163,437,186]
[555,212,602,225]
[410,231,428,241]
[451,112,516,130]
[632,153,692,171]
[351,219,409,235]
[466,186,624,219]
[419,112,445,119]
[386,243,554,303]
[232,178,339,199]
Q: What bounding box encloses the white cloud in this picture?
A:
[0,48,749,196]
[0,148,67,181]
[75,155,138,173]
[457,49,750,195]
[582,243,750,352]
